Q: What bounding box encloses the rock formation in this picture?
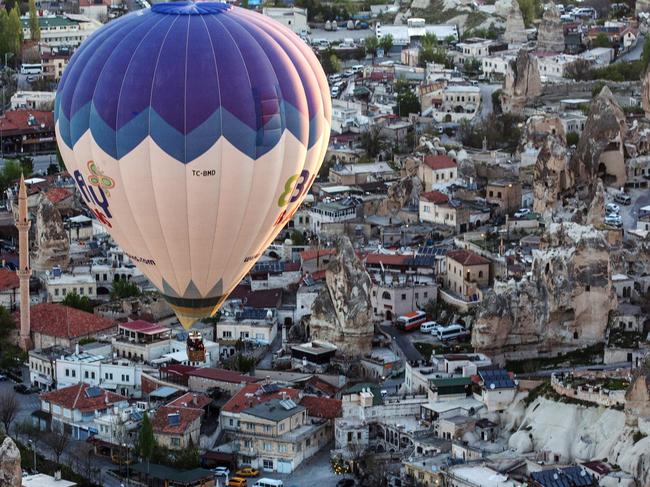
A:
[625,363,650,419]
[503,0,527,45]
[585,179,605,226]
[32,194,70,271]
[642,66,650,119]
[0,437,21,487]
[537,2,565,52]
[473,222,617,355]
[532,134,572,215]
[504,397,650,484]
[308,236,374,356]
[570,86,627,192]
[501,49,542,114]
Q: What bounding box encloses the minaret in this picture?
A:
[16,175,32,351]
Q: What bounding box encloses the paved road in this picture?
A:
[616,34,644,63]
[478,83,501,119]
[380,323,423,363]
[620,187,650,230]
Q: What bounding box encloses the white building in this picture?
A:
[309,199,359,232]
[296,280,324,321]
[111,320,173,364]
[94,402,147,447]
[456,39,493,59]
[371,281,437,321]
[55,351,153,397]
[537,54,580,80]
[21,14,101,48]
[10,91,56,111]
[376,18,459,46]
[262,7,308,34]
[216,308,278,346]
[43,267,97,302]
[580,47,614,66]
[481,53,515,77]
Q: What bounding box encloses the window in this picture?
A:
[54,289,59,296]
[88,287,93,294]
[171,437,180,447]
[263,442,273,451]
[306,438,311,447]
[71,370,76,377]
[244,440,252,448]
[84,371,89,379]
[91,372,95,379]
[278,444,288,453]
[381,291,391,300]
[279,423,285,431]
[263,425,272,433]
[79,288,84,295]
[263,459,273,469]
[401,294,406,300]
[223,331,232,338]
[246,423,255,430]
[65,369,70,377]
[478,271,483,278]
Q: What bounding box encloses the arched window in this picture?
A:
[381,291,391,300]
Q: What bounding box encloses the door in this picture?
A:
[277,459,292,474]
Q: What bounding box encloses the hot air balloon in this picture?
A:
[55,1,331,360]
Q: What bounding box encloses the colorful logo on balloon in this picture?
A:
[274,170,314,227]
[73,161,114,228]
[87,160,116,196]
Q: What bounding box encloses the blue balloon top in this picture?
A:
[55,2,327,162]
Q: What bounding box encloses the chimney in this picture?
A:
[282,391,288,401]
[192,393,198,406]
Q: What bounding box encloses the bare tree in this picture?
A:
[44,429,70,464]
[72,441,97,480]
[0,392,19,434]
[14,419,40,445]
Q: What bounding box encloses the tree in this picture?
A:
[378,34,393,55]
[566,131,580,146]
[0,160,23,195]
[565,58,593,81]
[47,162,59,175]
[320,49,341,75]
[420,32,437,49]
[463,57,481,75]
[360,128,386,158]
[396,87,420,117]
[28,0,40,42]
[136,412,155,472]
[642,35,650,72]
[7,6,22,59]
[517,0,535,27]
[62,292,94,313]
[290,230,306,245]
[44,429,70,464]
[593,32,611,48]
[491,89,503,114]
[173,437,200,469]
[111,279,141,300]
[0,392,18,434]
[364,35,379,61]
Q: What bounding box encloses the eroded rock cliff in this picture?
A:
[501,49,542,114]
[32,194,70,271]
[532,134,572,215]
[0,437,21,487]
[308,237,374,356]
[537,2,564,52]
[473,223,616,355]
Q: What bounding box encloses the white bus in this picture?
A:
[20,63,42,75]
[253,480,284,487]
[436,324,466,341]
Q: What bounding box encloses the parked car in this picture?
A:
[235,467,259,477]
[604,214,623,227]
[0,373,7,381]
[605,203,620,214]
[420,321,440,334]
[227,478,247,487]
[614,193,631,205]
[513,208,531,218]
[212,467,230,477]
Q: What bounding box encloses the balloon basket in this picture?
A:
[186,331,206,363]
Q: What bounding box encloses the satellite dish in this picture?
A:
[553,474,559,480]
[490,383,496,390]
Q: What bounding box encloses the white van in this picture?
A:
[420,321,440,334]
[351,64,365,73]
[614,193,631,205]
[253,480,284,487]
[331,86,340,97]
[436,324,466,341]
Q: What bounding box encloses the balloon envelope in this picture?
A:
[55,1,331,328]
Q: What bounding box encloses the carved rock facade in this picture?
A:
[32,194,70,271]
[501,49,542,114]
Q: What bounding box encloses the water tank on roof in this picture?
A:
[52,266,62,278]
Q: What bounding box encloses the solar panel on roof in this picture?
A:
[85,386,102,398]
[131,411,143,421]
[279,399,297,410]
[261,383,280,394]
[167,413,180,426]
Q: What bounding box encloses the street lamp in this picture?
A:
[28,439,36,472]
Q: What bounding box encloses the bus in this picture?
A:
[253,480,284,487]
[436,324,467,341]
[395,311,427,331]
[20,63,42,75]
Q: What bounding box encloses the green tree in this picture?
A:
[379,33,393,55]
[28,0,40,42]
[592,32,610,48]
[111,278,141,299]
[360,127,386,158]
[0,10,9,61]
[136,412,155,472]
[320,48,341,75]
[0,160,24,195]
[173,437,200,469]
[396,87,420,116]
[566,131,579,146]
[517,0,535,27]
[364,35,379,61]
[7,6,23,59]
[290,230,306,245]
[62,292,94,313]
[47,162,59,175]
[463,57,481,74]
[642,36,650,71]
[420,32,437,49]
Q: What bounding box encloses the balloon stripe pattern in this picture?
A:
[55,1,331,328]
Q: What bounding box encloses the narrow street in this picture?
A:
[380,323,424,363]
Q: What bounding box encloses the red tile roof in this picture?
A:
[300,395,342,419]
[45,187,72,204]
[186,367,259,384]
[120,320,169,335]
[420,190,449,205]
[423,155,457,171]
[364,253,411,266]
[0,110,54,136]
[14,303,117,339]
[304,376,340,397]
[166,392,212,410]
[446,249,490,267]
[152,405,203,435]
[228,285,282,308]
[0,268,19,291]
[160,364,198,377]
[299,248,336,262]
[222,384,301,414]
[40,383,126,413]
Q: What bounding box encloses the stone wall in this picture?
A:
[550,373,627,408]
